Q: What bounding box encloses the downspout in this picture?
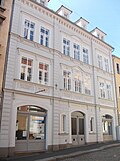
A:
[91,37,99,142]
[0,0,15,128]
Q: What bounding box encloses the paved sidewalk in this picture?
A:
[1,141,120,161]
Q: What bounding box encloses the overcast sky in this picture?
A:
[48,0,120,57]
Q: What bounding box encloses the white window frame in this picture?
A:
[84,74,91,95]
[20,57,33,82]
[106,84,112,100]
[24,19,35,41]
[63,38,70,56]
[83,48,89,64]
[40,26,49,47]
[63,70,71,91]
[73,43,80,60]
[39,62,49,85]
[99,82,105,99]
[104,58,109,72]
[60,114,67,133]
[0,0,4,6]
[98,54,103,69]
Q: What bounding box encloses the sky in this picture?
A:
[48,0,120,57]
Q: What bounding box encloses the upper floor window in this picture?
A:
[39,63,49,85]
[74,79,81,93]
[74,43,80,60]
[99,82,105,98]
[83,48,89,64]
[24,20,35,41]
[20,57,33,81]
[84,74,91,95]
[63,38,70,56]
[98,55,103,69]
[104,58,109,72]
[116,63,120,74]
[63,70,71,90]
[40,27,49,47]
[106,84,111,100]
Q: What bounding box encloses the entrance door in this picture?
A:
[15,106,46,152]
[71,111,85,145]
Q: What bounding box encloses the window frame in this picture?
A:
[40,26,49,47]
[63,38,70,56]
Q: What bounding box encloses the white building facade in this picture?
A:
[0,0,118,157]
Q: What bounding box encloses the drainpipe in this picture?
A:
[91,37,99,142]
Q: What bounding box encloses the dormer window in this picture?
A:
[91,27,106,41]
[56,5,72,20]
[97,34,100,38]
[64,12,68,19]
[40,0,44,6]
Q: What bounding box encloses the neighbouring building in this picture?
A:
[0,0,13,147]
[0,0,118,157]
[112,55,120,124]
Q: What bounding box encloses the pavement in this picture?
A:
[1,141,120,161]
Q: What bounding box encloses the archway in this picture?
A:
[71,111,85,145]
[102,114,113,141]
[15,105,47,152]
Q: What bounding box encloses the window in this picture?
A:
[63,70,71,90]
[75,79,81,93]
[40,27,49,47]
[74,43,80,60]
[106,84,111,100]
[39,63,49,85]
[24,20,35,41]
[83,48,89,64]
[98,55,103,69]
[64,12,68,18]
[20,57,33,81]
[84,74,91,95]
[0,0,4,6]
[90,117,94,132]
[63,38,70,56]
[99,82,105,98]
[116,63,120,74]
[61,114,67,132]
[104,58,109,72]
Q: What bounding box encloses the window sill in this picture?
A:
[0,6,6,12]
[58,132,69,136]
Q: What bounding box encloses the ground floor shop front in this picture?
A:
[0,92,118,157]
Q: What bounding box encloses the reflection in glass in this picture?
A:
[16,114,28,140]
[29,116,45,140]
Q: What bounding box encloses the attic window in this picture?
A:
[97,34,100,38]
[40,0,45,5]
[64,12,68,18]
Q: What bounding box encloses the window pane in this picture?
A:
[16,114,28,140]
[79,118,84,135]
[72,118,77,135]
[29,116,45,140]
[21,57,27,64]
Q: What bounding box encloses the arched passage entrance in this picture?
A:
[71,111,85,145]
[102,114,113,141]
[15,105,47,152]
